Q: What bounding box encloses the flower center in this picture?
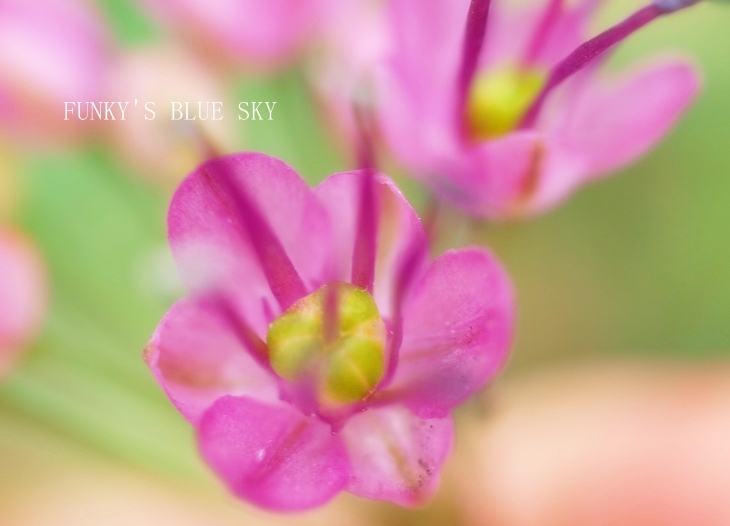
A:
[266,282,386,405]
[466,65,546,140]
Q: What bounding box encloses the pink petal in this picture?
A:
[384,248,514,419]
[429,131,543,218]
[479,0,595,70]
[314,171,429,320]
[550,59,700,179]
[0,0,108,140]
[386,0,467,109]
[198,395,349,511]
[342,405,453,506]
[143,0,325,66]
[376,0,468,159]
[0,228,47,375]
[144,298,278,425]
[168,153,332,335]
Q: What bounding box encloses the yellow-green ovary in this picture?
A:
[266,283,386,404]
[466,65,546,140]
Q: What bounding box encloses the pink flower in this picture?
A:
[346,0,701,218]
[0,0,108,145]
[0,227,47,377]
[145,153,514,510]
[140,0,337,70]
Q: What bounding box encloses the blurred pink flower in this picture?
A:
[0,226,47,376]
[140,0,337,70]
[454,360,730,526]
[337,0,700,218]
[106,45,236,186]
[0,0,108,145]
[145,152,514,511]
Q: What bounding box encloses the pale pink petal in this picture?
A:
[479,0,596,70]
[342,405,453,506]
[550,59,700,179]
[198,395,349,511]
[0,0,108,140]
[144,298,278,425]
[386,0,467,99]
[168,153,332,335]
[428,132,542,219]
[314,171,429,320]
[106,46,236,186]
[376,0,468,157]
[0,228,47,375]
[384,248,514,418]
[143,0,326,66]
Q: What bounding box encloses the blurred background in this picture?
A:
[0,0,729,524]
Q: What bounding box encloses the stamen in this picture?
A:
[351,105,378,292]
[520,0,699,128]
[457,0,493,138]
[379,236,428,389]
[655,0,700,13]
[322,282,340,345]
[523,0,563,65]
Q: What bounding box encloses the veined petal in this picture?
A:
[342,405,453,506]
[385,248,514,418]
[551,59,700,178]
[145,298,278,425]
[168,153,332,334]
[314,171,429,320]
[198,395,350,511]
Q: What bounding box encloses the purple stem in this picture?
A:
[519,3,662,128]
[456,0,493,138]
[201,161,307,311]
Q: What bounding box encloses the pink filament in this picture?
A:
[523,0,564,65]
[351,105,378,292]
[456,0,493,138]
[520,3,663,128]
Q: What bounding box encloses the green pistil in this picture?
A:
[266,283,386,405]
[466,65,546,140]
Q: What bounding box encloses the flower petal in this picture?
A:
[342,405,453,506]
[145,298,278,425]
[314,171,429,320]
[0,228,47,375]
[168,153,332,334]
[143,0,325,66]
[385,248,514,418]
[429,131,543,218]
[376,0,468,163]
[198,395,350,511]
[552,59,700,179]
[479,0,596,70]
